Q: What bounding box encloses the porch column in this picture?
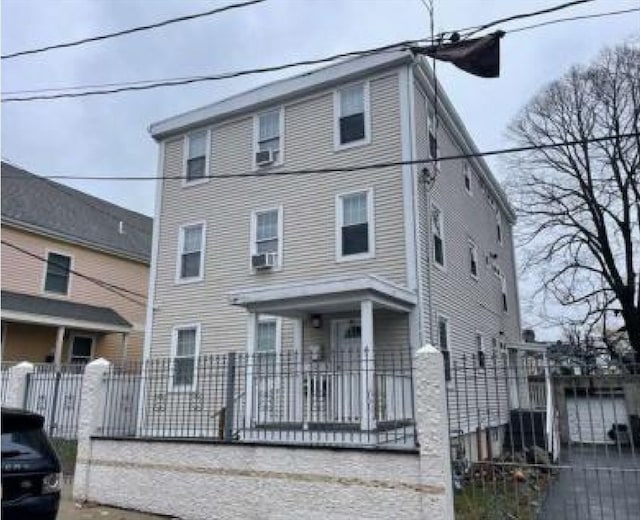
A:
[54,326,65,368]
[244,311,259,428]
[293,317,304,423]
[360,299,376,431]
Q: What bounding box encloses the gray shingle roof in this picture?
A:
[1,162,152,263]
[1,290,132,329]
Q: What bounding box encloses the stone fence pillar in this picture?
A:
[73,358,111,503]
[4,362,35,408]
[414,344,455,519]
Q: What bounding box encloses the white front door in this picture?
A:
[330,319,362,423]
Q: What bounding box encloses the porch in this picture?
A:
[229,275,417,446]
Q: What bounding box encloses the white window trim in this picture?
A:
[496,210,503,246]
[255,315,282,355]
[430,202,446,272]
[333,81,371,151]
[468,239,479,280]
[335,188,375,263]
[67,333,96,364]
[252,107,285,170]
[501,274,509,313]
[169,323,201,392]
[249,205,284,272]
[175,221,206,285]
[182,128,211,187]
[42,249,74,298]
[463,163,473,196]
[437,314,450,352]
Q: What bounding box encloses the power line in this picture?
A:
[1,240,148,306]
[463,0,595,39]
[2,133,636,182]
[1,39,428,103]
[509,6,640,34]
[1,0,267,60]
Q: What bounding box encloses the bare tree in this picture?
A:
[506,43,640,361]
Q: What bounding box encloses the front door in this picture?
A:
[330,319,362,423]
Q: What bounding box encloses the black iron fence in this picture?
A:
[98,348,416,449]
[448,352,640,520]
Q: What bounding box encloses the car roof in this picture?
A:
[1,407,45,432]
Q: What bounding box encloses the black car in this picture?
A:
[2,407,61,520]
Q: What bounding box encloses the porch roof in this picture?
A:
[228,275,416,316]
[1,290,132,334]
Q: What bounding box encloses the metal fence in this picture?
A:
[99,348,416,449]
[23,364,85,480]
[0,361,16,404]
[448,352,640,520]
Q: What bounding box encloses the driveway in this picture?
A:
[58,484,175,520]
[540,444,640,520]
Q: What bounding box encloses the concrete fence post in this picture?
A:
[414,344,455,519]
[73,358,111,503]
[4,361,35,408]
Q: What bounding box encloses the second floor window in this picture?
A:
[336,83,369,147]
[251,207,283,269]
[469,241,478,278]
[501,275,508,312]
[427,108,439,160]
[463,164,472,195]
[44,252,71,295]
[431,204,445,267]
[337,189,374,261]
[177,223,205,282]
[256,110,282,166]
[185,130,208,182]
[496,210,503,245]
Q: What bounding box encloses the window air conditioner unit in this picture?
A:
[252,252,277,269]
[255,149,275,166]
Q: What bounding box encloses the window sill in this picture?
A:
[174,276,204,286]
[432,260,447,273]
[181,177,210,188]
[251,161,284,173]
[42,290,70,299]
[250,265,283,274]
[333,137,371,152]
[470,273,479,282]
[336,252,375,263]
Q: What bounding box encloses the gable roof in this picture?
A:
[1,162,152,263]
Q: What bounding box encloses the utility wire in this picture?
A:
[1,39,428,103]
[1,0,267,60]
[1,240,148,306]
[2,133,637,182]
[509,6,640,34]
[463,0,595,39]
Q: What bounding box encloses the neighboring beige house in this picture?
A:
[1,162,152,366]
[143,50,523,446]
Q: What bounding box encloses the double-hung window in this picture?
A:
[177,222,205,282]
[438,316,451,381]
[185,130,209,183]
[255,109,282,166]
[431,203,445,268]
[463,163,472,195]
[475,333,485,368]
[336,189,374,261]
[501,275,508,312]
[427,108,439,161]
[251,207,283,269]
[469,240,478,278]
[171,325,200,390]
[335,83,369,148]
[496,210,503,245]
[44,252,71,295]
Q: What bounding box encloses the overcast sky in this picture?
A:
[2,0,639,337]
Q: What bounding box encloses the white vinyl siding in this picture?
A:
[336,189,375,262]
[176,222,205,283]
[170,324,201,391]
[250,206,284,269]
[254,108,284,167]
[334,82,370,149]
[184,130,209,184]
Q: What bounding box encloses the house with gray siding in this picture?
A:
[142,50,524,450]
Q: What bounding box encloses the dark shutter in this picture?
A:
[339,113,365,144]
[342,223,368,256]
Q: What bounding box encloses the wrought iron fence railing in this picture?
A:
[98,348,416,449]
